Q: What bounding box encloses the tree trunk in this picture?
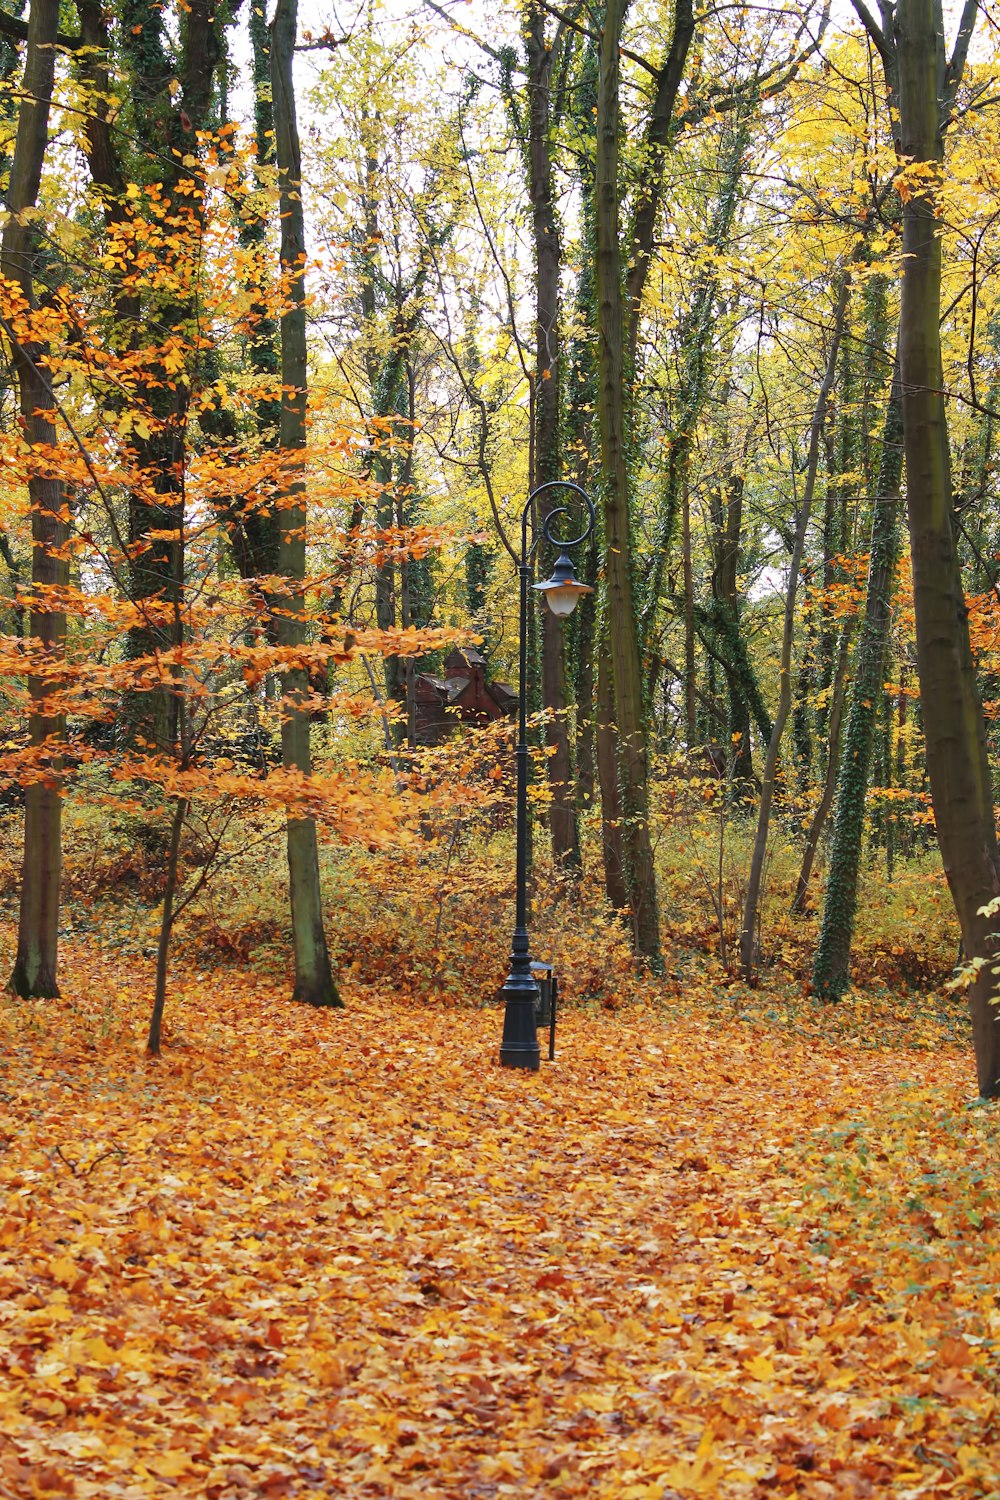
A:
[682,480,696,749]
[146,795,189,1056]
[595,0,660,960]
[565,47,598,815]
[522,3,579,866]
[1,0,67,999]
[792,618,854,913]
[639,115,749,652]
[740,277,849,981]
[572,534,598,809]
[224,2,281,585]
[708,463,756,786]
[811,358,903,990]
[115,0,222,752]
[894,0,999,1095]
[271,0,340,1008]
[596,635,629,913]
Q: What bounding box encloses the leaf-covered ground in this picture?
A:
[0,944,997,1498]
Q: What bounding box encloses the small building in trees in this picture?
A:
[413,648,516,746]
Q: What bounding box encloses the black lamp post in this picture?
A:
[499,480,596,1069]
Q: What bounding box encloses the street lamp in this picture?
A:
[499,480,596,1070]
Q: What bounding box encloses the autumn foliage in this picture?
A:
[3,1,1000,1493]
[0,949,997,1498]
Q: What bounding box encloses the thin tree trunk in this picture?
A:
[147,794,189,1056]
[792,618,854,912]
[1,0,67,999]
[271,0,340,1008]
[740,276,849,981]
[223,2,281,586]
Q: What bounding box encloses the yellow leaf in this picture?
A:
[49,1255,78,1286]
[146,1451,194,1478]
[80,1335,119,1366]
[745,1353,775,1380]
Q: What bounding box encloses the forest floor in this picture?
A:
[0,939,997,1499]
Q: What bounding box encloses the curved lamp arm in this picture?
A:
[521,480,596,563]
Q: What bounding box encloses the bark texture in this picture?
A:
[271,0,340,1008]
[595,0,660,959]
[1,0,67,999]
[525,0,578,866]
[811,358,903,991]
[894,0,1000,1095]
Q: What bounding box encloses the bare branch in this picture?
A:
[943,0,981,121]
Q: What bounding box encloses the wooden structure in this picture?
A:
[413,648,517,746]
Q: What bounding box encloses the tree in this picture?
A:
[740,275,850,981]
[895,0,999,1095]
[593,0,685,961]
[0,0,68,997]
[810,352,902,987]
[269,0,340,1008]
[519,1,581,868]
[850,0,1000,1095]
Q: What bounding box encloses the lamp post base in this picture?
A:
[499,973,540,1070]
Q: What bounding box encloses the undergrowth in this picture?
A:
[0,750,965,1044]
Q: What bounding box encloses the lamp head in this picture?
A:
[533,549,593,618]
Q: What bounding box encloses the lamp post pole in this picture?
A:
[499,480,595,1069]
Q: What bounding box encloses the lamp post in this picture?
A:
[499,480,596,1069]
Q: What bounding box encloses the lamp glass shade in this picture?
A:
[533,548,594,617]
[534,576,594,618]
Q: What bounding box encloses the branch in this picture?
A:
[849,0,888,58]
[681,0,834,132]
[420,0,505,64]
[296,31,350,51]
[943,0,980,121]
[0,312,129,566]
[0,8,82,51]
[533,0,659,78]
[626,0,697,352]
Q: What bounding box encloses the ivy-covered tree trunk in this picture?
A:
[596,632,629,913]
[225,2,281,585]
[708,463,755,786]
[565,45,599,813]
[894,0,999,1095]
[0,8,23,191]
[682,480,696,749]
[2,0,67,999]
[594,0,660,959]
[811,358,903,990]
[270,0,340,1008]
[524,0,579,868]
[792,617,854,913]
[128,0,219,750]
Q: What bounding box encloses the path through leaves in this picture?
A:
[0,947,997,1497]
